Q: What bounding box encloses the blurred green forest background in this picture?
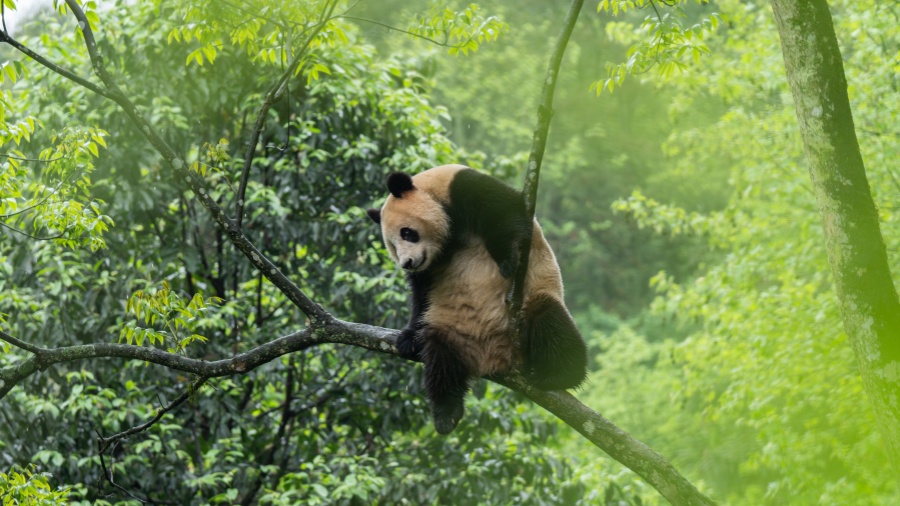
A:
[1,0,898,504]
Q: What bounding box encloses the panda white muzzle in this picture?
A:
[402,254,427,271]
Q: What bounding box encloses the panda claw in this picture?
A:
[396,328,424,360]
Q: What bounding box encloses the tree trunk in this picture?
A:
[770,0,900,478]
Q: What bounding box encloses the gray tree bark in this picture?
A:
[770,0,900,479]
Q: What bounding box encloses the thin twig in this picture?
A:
[0,179,69,219]
[218,0,286,30]
[0,153,67,162]
[0,329,47,355]
[0,221,70,241]
[341,15,489,49]
[97,376,209,453]
[236,0,339,229]
[1,0,9,35]
[96,441,149,505]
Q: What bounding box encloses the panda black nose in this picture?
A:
[402,259,414,270]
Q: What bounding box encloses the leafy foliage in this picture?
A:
[2,0,897,504]
[120,280,222,351]
[0,465,70,505]
[407,2,509,55]
[0,1,585,503]
[596,0,722,92]
[585,0,900,503]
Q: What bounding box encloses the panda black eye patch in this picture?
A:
[400,227,419,243]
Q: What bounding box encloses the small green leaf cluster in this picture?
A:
[594,0,722,93]
[0,464,70,505]
[120,280,222,352]
[1,113,113,250]
[612,189,712,236]
[408,3,509,55]
[256,455,385,504]
[0,60,28,87]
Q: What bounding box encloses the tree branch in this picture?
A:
[47,0,330,324]
[494,375,716,505]
[0,323,393,399]
[236,0,340,229]
[0,321,714,504]
[340,15,487,49]
[0,221,70,241]
[0,27,111,99]
[0,329,47,355]
[96,376,209,454]
[510,0,583,320]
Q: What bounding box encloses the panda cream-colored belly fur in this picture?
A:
[424,236,515,376]
[424,222,565,377]
[523,221,565,304]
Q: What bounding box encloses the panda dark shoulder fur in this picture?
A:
[445,169,531,278]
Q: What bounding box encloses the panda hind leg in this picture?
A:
[522,295,588,390]
[421,329,471,435]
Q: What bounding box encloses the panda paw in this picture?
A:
[498,243,525,279]
[499,249,523,278]
[499,258,515,279]
[432,399,465,435]
[396,328,424,360]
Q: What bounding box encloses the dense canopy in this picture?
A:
[1,0,898,504]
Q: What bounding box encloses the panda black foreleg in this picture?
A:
[477,201,531,279]
[421,329,471,434]
[522,294,588,390]
[398,272,429,360]
[484,222,531,279]
[447,169,530,278]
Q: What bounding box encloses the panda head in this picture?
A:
[367,172,450,273]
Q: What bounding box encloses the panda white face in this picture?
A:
[368,173,450,273]
[380,200,448,273]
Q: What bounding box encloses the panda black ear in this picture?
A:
[386,172,414,198]
[366,208,381,224]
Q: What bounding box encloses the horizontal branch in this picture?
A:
[0,321,714,505]
[0,322,396,399]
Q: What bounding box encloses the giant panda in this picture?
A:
[367,164,587,434]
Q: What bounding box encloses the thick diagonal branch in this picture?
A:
[57,0,328,323]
